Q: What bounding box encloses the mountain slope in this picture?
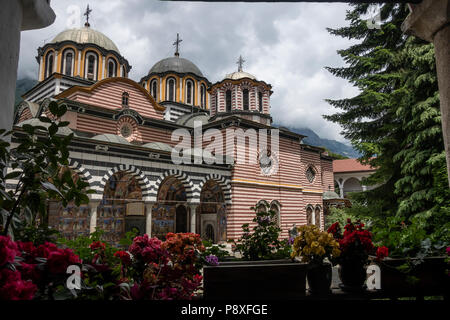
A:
[276,125,360,158]
[15,78,37,108]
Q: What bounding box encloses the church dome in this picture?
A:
[51,27,120,53]
[224,71,256,80]
[148,56,203,77]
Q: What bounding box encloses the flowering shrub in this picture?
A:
[376,246,389,261]
[0,235,82,300]
[125,233,205,300]
[327,219,387,265]
[232,202,291,260]
[291,225,340,266]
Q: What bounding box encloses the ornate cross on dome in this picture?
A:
[237,55,245,72]
[84,5,92,27]
[173,33,182,57]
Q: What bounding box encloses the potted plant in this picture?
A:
[328,219,376,292]
[202,203,307,300]
[291,225,341,295]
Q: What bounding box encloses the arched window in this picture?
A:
[122,92,129,107]
[270,201,281,227]
[225,90,232,112]
[151,79,158,100]
[258,91,263,112]
[85,52,98,80]
[186,79,194,105]
[306,206,313,226]
[314,206,321,228]
[200,84,206,108]
[61,49,74,76]
[243,89,249,110]
[166,78,176,101]
[108,58,117,78]
[45,52,54,79]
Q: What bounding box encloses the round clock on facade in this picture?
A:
[120,123,133,138]
[259,149,279,176]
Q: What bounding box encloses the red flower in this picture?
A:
[0,236,19,266]
[89,241,106,251]
[376,246,389,261]
[16,241,35,255]
[114,251,131,265]
[0,268,36,300]
[47,248,80,274]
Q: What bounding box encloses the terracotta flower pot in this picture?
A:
[307,262,332,295]
[338,261,367,292]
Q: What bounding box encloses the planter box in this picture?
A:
[373,256,449,296]
[203,259,307,300]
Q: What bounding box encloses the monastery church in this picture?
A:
[12,11,334,244]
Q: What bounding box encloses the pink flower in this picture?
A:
[0,236,19,266]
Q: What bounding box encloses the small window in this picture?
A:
[166,78,176,101]
[85,52,98,80]
[46,52,54,79]
[215,93,218,111]
[243,89,249,110]
[108,59,116,77]
[122,66,126,78]
[306,166,316,183]
[270,203,280,227]
[62,50,74,76]
[306,207,313,226]
[225,90,232,112]
[314,207,321,227]
[151,79,158,100]
[200,84,206,108]
[122,92,129,107]
[186,80,194,105]
[258,92,263,112]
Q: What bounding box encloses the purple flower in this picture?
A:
[446,247,450,256]
[288,237,294,245]
[205,254,219,266]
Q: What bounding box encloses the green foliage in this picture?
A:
[14,224,60,245]
[202,239,230,259]
[232,203,291,260]
[325,3,449,257]
[324,204,371,231]
[0,101,94,238]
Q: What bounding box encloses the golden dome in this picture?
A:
[51,27,120,53]
[224,71,257,80]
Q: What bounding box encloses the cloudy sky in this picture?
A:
[17,0,362,143]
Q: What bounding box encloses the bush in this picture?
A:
[231,202,291,260]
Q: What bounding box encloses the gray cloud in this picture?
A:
[18,0,359,143]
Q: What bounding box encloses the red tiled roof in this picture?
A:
[333,158,375,173]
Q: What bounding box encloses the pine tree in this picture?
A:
[325,4,449,254]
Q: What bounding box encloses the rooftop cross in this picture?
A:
[237,55,245,72]
[84,5,92,27]
[173,33,182,57]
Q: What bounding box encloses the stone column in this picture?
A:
[145,202,155,236]
[0,0,54,133]
[89,200,101,234]
[402,0,450,186]
[189,204,198,234]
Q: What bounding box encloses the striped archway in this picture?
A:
[154,169,194,203]
[198,173,232,204]
[68,159,95,190]
[99,164,151,200]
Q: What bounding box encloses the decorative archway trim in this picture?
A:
[154,169,195,203]
[99,164,151,200]
[68,159,95,190]
[198,173,232,204]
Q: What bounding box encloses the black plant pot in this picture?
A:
[338,261,367,292]
[307,263,332,295]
